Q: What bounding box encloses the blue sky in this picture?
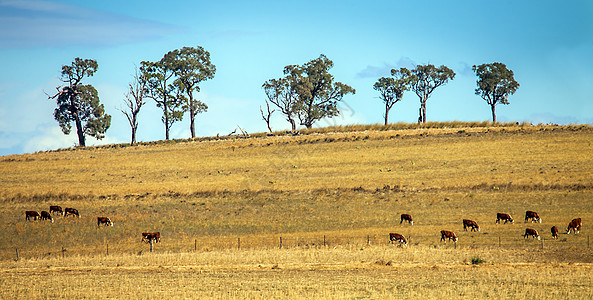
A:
[1,0,592,155]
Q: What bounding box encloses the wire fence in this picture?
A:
[9,232,591,262]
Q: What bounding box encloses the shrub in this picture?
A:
[471,257,486,265]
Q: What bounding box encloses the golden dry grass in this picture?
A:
[1,123,592,298]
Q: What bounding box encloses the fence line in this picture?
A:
[9,234,591,261]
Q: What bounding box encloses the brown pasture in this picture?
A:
[1,124,592,298]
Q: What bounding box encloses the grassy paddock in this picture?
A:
[1,247,592,299]
[1,124,592,297]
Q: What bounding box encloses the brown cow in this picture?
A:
[566,218,582,234]
[400,214,414,225]
[25,211,40,221]
[64,208,80,218]
[97,217,113,227]
[551,226,559,239]
[49,205,64,216]
[523,228,541,240]
[463,219,480,232]
[389,233,408,246]
[524,211,542,223]
[40,211,54,223]
[440,230,458,243]
[142,232,161,243]
[496,213,514,224]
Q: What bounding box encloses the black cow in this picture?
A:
[400,214,414,225]
[40,211,54,223]
[97,217,113,227]
[25,211,40,221]
[496,213,514,224]
[64,208,80,218]
[463,219,480,232]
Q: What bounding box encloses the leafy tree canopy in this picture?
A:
[50,58,111,146]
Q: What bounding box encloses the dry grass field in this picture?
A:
[1,123,592,298]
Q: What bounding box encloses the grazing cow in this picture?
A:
[463,219,480,232]
[97,217,113,227]
[40,211,54,223]
[389,233,408,246]
[525,211,542,223]
[496,213,514,224]
[400,214,414,225]
[142,232,161,243]
[566,218,582,234]
[49,205,64,216]
[25,211,40,221]
[64,208,80,218]
[551,226,559,239]
[523,228,541,240]
[440,230,458,243]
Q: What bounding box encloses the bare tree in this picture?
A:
[260,100,275,133]
[120,67,147,145]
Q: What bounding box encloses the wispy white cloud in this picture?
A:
[0,0,184,48]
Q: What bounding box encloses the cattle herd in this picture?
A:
[23,206,583,249]
[389,211,583,247]
[22,206,161,243]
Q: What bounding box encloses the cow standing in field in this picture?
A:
[551,226,559,239]
[64,208,80,218]
[49,205,64,216]
[463,219,480,232]
[40,211,54,223]
[25,211,40,221]
[524,211,542,223]
[389,233,408,246]
[566,218,582,234]
[440,230,458,243]
[496,213,514,224]
[97,217,113,227]
[142,232,161,243]
[523,228,541,240]
[400,214,414,225]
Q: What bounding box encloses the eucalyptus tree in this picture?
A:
[168,46,216,138]
[262,75,299,131]
[121,66,147,145]
[141,58,184,140]
[373,75,409,125]
[49,58,111,147]
[393,64,455,123]
[473,62,519,122]
[264,54,355,130]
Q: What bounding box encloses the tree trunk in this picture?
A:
[130,126,136,146]
[384,105,390,126]
[74,114,85,147]
[163,102,170,140]
[288,118,296,131]
[190,110,196,138]
[491,104,497,123]
[421,102,427,124]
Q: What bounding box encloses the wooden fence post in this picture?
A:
[541,238,544,250]
[408,236,411,246]
[149,240,153,252]
[323,235,326,247]
[367,235,370,246]
[106,243,109,256]
[15,248,19,261]
[588,235,590,248]
[279,237,283,249]
[61,247,66,259]
[195,239,197,251]
[237,237,240,250]
[499,236,501,248]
